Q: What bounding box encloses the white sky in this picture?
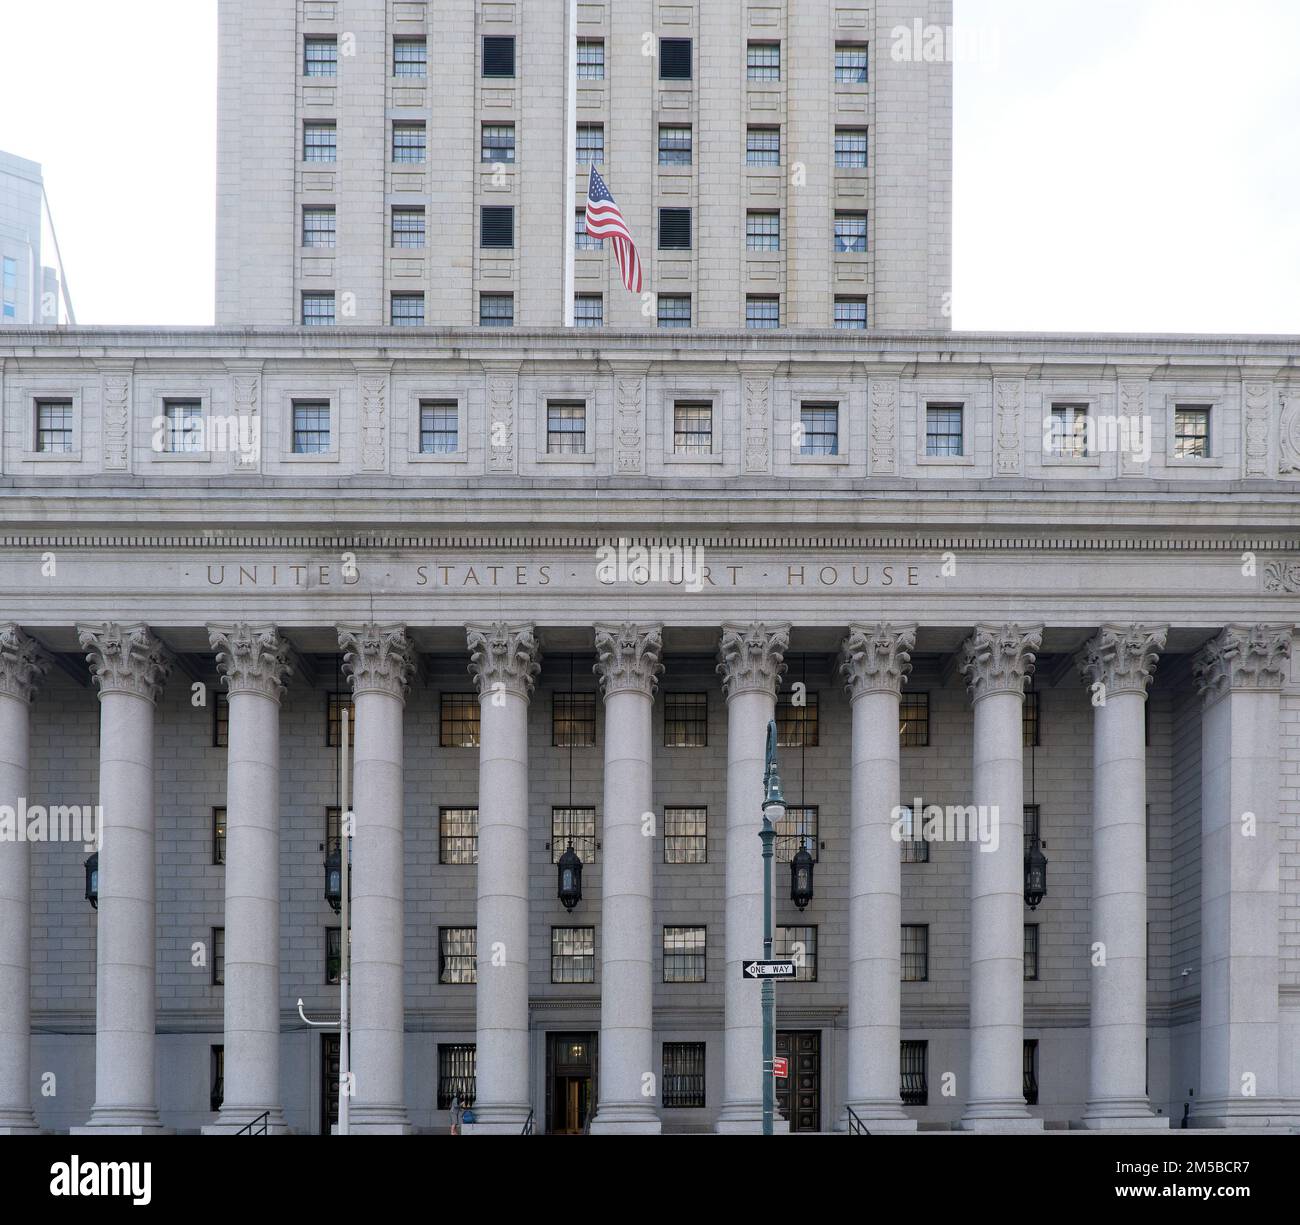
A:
[0,0,1295,333]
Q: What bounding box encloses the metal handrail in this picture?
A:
[846,1106,872,1136]
[236,1110,270,1136]
[521,1108,534,1136]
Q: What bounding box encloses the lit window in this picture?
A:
[664,806,707,863]
[551,927,595,983]
[325,692,354,745]
[663,693,707,748]
[439,693,480,746]
[553,690,596,745]
[439,807,478,865]
[439,927,477,984]
[663,926,706,982]
[925,404,963,456]
[777,689,819,744]
[899,692,929,747]
[212,806,226,866]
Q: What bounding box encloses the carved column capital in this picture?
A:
[208,623,292,701]
[78,622,171,704]
[0,623,49,704]
[467,622,542,700]
[594,623,663,698]
[1077,624,1168,698]
[338,623,415,701]
[960,623,1042,702]
[839,623,916,699]
[716,622,789,701]
[1193,624,1292,702]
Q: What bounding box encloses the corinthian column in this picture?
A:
[958,623,1043,1131]
[715,622,788,1134]
[1078,624,1169,1129]
[464,622,541,1134]
[338,623,416,1134]
[1192,625,1293,1127]
[73,623,171,1134]
[0,626,48,1134]
[203,624,292,1134]
[590,623,663,1135]
[839,623,917,1131]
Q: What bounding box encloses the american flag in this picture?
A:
[584,166,642,293]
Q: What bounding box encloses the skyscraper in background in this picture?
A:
[0,150,60,326]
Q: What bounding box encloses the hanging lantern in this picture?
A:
[1024,839,1048,910]
[557,841,583,911]
[84,852,99,910]
[790,839,814,911]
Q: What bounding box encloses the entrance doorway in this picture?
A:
[546,1032,597,1134]
[775,1030,821,1132]
[321,1033,340,1135]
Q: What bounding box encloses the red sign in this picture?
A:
[772,1056,789,1078]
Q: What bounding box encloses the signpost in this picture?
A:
[758,719,785,1137]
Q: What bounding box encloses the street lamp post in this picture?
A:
[760,718,785,1137]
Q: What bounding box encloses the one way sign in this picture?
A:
[742,960,796,979]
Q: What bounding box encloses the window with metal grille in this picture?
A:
[551,926,596,983]
[657,294,691,328]
[552,807,598,863]
[303,206,336,248]
[212,806,226,866]
[1023,1040,1039,1104]
[658,124,692,165]
[1174,405,1210,458]
[926,404,964,456]
[546,403,587,456]
[480,123,515,164]
[899,691,929,747]
[303,121,336,161]
[391,292,425,326]
[212,927,225,986]
[479,293,514,326]
[480,206,514,249]
[1023,804,1041,858]
[393,121,426,162]
[393,36,426,76]
[799,403,839,456]
[776,690,819,745]
[438,1044,477,1109]
[419,400,457,453]
[325,691,354,746]
[1048,403,1089,458]
[1023,689,1041,747]
[1024,924,1039,981]
[834,211,868,253]
[439,807,478,865]
[834,296,867,329]
[659,37,692,79]
[326,806,342,854]
[575,209,602,251]
[901,925,929,982]
[35,399,73,452]
[574,294,603,327]
[577,122,604,165]
[662,1042,705,1108]
[439,927,477,984]
[210,1045,224,1112]
[673,401,712,453]
[834,127,868,169]
[746,295,780,329]
[747,42,780,80]
[577,38,605,79]
[746,210,780,252]
[663,926,706,982]
[440,692,480,747]
[304,36,337,76]
[392,206,425,248]
[292,400,331,452]
[301,293,335,326]
[835,42,868,83]
[664,806,707,863]
[775,926,817,981]
[898,801,929,863]
[746,126,780,165]
[326,927,341,985]
[482,35,515,77]
[658,207,692,250]
[161,398,203,453]
[664,692,707,747]
[213,692,229,747]
[776,806,818,864]
[900,1040,927,1104]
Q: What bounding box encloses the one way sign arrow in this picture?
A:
[742,960,797,979]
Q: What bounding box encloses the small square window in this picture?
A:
[901,924,928,982]
[673,401,712,454]
[419,399,458,453]
[658,207,692,250]
[901,1041,928,1105]
[212,927,225,986]
[799,403,839,456]
[1173,405,1211,458]
[664,806,707,863]
[439,927,477,984]
[483,35,515,78]
[303,206,336,248]
[577,38,605,79]
[834,127,868,169]
[834,212,868,253]
[303,121,337,162]
[775,926,817,981]
[658,125,692,166]
[304,36,337,76]
[746,126,780,166]
[775,805,817,864]
[212,806,227,866]
[835,42,868,84]
[440,692,480,747]
[552,689,596,744]
[746,296,780,329]
[479,293,514,327]
[292,399,331,453]
[1024,924,1040,981]
[899,692,930,747]
[301,293,335,326]
[574,293,603,327]
[439,807,478,865]
[834,296,867,329]
[391,292,425,326]
[393,121,426,163]
[663,926,706,983]
[659,37,692,80]
[552,806,598,863]
[325,691,354,746]
[657,294,691,329]
[577,123,604,166]
[746,210,780,252]
[392,206,426,248]
[481,123,515,164]
[747,42,781,81]
[546,402,587,456]
[393,37,427,77]
[481,206,514,249]
[664,693,707,747]
[551,926,596,984]
[35,399,74,453]
[777,690,819,744]
[926,404,964,456]
[662,1042,706,1108]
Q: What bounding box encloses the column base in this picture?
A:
[589,1102,662,1134]
[959,1100,1044,1132]
[1081,1099,1169,1130]
[72,1105,169,1135]
[715,1102,791,1134]
[0,1108,40,1134]
[201,1105,290,1135]
[461,1103,533,1135]
[1190,1098,1299,1129]
[347,1105,413,1135]
[837,1102,917,1133]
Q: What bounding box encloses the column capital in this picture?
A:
[338,623,415,701]
[716,622,789,701]
[1193,623,1292,701]
[466,621,541,700]
[959,623,1042,702]
[839,623,916,699]
[208,623,292,701]
[77,622,171,703]
[1077,624,1168,698]
[593,623,663,698]
[0,624,49,704]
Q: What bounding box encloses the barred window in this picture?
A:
[419,400,457,453]
[325,691,354,747]
[575,209,602,251]
[304,36,337,76]
[439,927,477,984]
[213,806,227,866]
[799,403,839,456]
[746,295,780,329]
[775,925,817,981]
[393,121,426,163]
[551,927,595,983]
[746,210,780,251]
[35,399,74,453]
[747,42,781,81]
[574,293,603,327]
[211,1045,224,1112]
[659,37,692,80]
[577,38,605,79]
[836,42,868,84]
[662,1042,705,1108]
[546,403,587,456]
[1023,689,1041,747]
[482,35,515,78]
[213,691,229,746]
[746,126,780,165]
[1023,804,1041,858]
[776,805,818,864]
[1174,406,1211,458]
[552,807,597,863]
[393,36,427,77]
[391,292,425,326]
[439,807,478,865]
[664,806,707,863]
[901,924,929,982]
[834,296,867,329]
[303,121,336,162]
[480,205,514,249]
[658,124,692,165]
[326,927,341,985]
[777,690,818,745]
[162,398,203,453]
[834,127,868,169]
[392,206,426,248]
[1049,403,1090,458]
[658,207,692,251]
[899,692,929,747]
[673,401,712,454]
[926,404,964,456]
[664,693,707,747]
[481,123,515,164]
[663,925,706,983]
[1024,924,1039,981]
[898,801,928,864]
[657,294,691,328]
[577,123,604,166]
[900,1040,928,1105]
[479,293,514,327]
[303,206,336,248]
[212,927,225,986]
[440,693,480,747]
[301,293,335,326]
[1024,1040,1039,1105]
[834,211,868,253]
[438,1044,477,1109]
[293,399,331,452]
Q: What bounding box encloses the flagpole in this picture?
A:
[562,0,577,326]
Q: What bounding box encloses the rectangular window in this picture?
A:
[393,36,427,77]
[1024,924,1040,981]
[35,398,74,452]
[552,690,597,745]
[577,123,604,165]
[392,206,426,248]
[390,292,425,326]
[301,292,335,326]
[552,806,598,863]
[664,806,707,863]
[575,209,602,251]
[746,295,780,329]
[551,927,596,984]
[658,124,692,166]
[658,207,692,250]
[577,38,605,79]
[925,404,964,456]
[898,800,929,864]
[899,692,930,747]
[1023,689,1041,747]
[673,401,712,454]
[901,925,928,982]
[546,402,587,456]
[213,692,229,747]
[304,36,337,76]
[480,123,515,164]
[834,127,868,169]
[900,1041,928,1105]
[835,42,868,84]
[325,691,354,746]
[480,206,514,249]
[439,807,478,865]
[746,210,780,252]
[479,293,514,327]
[776,690,819,745]
[775,806,818,864]
[1023,804,1041,858]
[663,926,706,983]
[419,399,457,452]
[292,399,332,453]
[746,126,780,166]
[747,42,781,81]
[662,1042,705,1108]
[659,37,692,79]
[303,206,336,248]
[326,806,341,855]
[834,211,868,253]
[440,692,480,747]
[212,927,225,986]
[657,294,691,328]
[210,1045,224,1112]
[1024,1040,1039,1105]
[664,693,707,748]
[775,926,817,981]
[799,403,839,456]
[438,1044,477,1109]
[1049,403,1090,457]
[212,806,227,866]
[574,294,603,327]
[326,927,341,985]
[303,121,336,162]
[1173,405,1211,458]
[439,927,477,984]
[482,35,515,77]
[161,398,203,453]
[834,296,867,329]
[393,121,427,163]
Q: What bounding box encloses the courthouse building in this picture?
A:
[0,0,1298,1135]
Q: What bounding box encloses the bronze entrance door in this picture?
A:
[775,1031,821,1132]
[546,1032,597,1134]
[320,1033,341,1135]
